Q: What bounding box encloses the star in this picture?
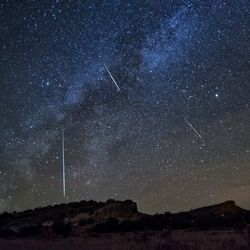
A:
[0,0,249,214]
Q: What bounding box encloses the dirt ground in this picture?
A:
[0,230,249,250]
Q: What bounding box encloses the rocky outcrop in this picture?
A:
[92,199,138,221]
[67,199,139,226]
[190,200,244,216]
[0,199,141,237]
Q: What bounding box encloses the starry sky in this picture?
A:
[0,0,250,214]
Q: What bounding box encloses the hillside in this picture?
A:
[0,199,250,238]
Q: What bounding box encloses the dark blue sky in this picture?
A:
[0,0,249,214]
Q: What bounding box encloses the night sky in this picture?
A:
[0,0,250,214]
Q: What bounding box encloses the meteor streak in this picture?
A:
[62,129,66,197]
[103,63,121,92]
[184,118,202,139]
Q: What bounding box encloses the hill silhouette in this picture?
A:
[0,199,249,238]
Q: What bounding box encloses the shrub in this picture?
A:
[95,218,120,233]
[0,229,15,238]
[19,224,43,237]
[52,220,72,237]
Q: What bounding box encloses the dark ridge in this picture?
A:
[0,200,249,238]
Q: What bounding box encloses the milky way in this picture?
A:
[0,0,250,214]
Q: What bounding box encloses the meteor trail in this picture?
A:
[103,63,121,92]
[184,118,202,139]
[62,129,66,198]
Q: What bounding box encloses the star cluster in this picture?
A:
[0,0,249,214]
